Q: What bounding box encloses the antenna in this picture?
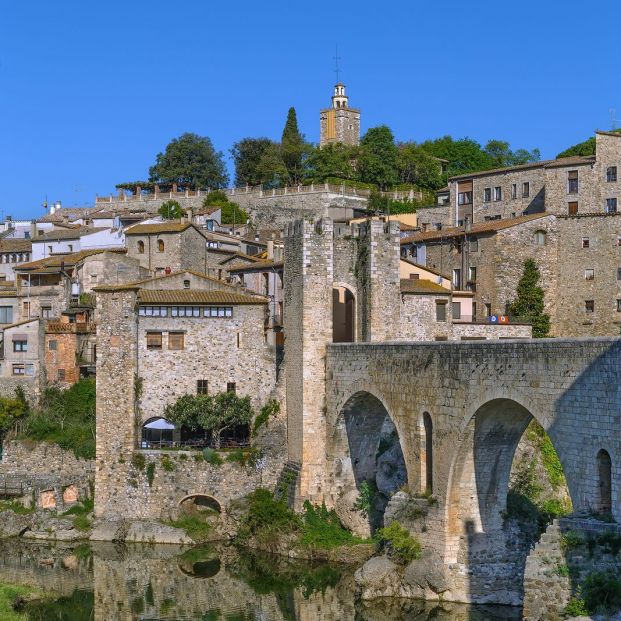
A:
[610,108,617,130]
[334,45,341,83]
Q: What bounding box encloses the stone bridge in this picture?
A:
[314,337,621,604]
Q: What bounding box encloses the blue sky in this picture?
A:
[0,0,618,219]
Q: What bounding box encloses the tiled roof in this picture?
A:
[401,213,551,244]
[449,156,595,181]
[125,222,193,235]
[227,260,284,273]
[196,206,221,216]
[17,248,126,272]
[137,289,267,305]
[218,252,264,265]
[400,257,450,279]
[34,227,104,241]
[400,279,451,295]
[1,318,39,330]
[0,239,32,252]
[93,269,242,292]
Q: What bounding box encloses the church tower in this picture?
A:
[320,83,360,147]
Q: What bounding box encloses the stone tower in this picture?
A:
[283,217,401,507]
[319,83,360,147]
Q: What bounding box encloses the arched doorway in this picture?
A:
[337,391,407,529]
[333,286,355,343]
[597,449,612,514]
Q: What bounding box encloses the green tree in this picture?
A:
[280,107,309,184]
[396,143,444,190]
[158,200,185,220]
[304,143,358,182]
[357,126,398,189]
[256,142,290,188]
[201,192,248,225]
[149,133,229,189]
[483,139,540,168]
[0,390,28,439]
[231,138,276,187]
[165,392,254,449]
[506,259,550,338]
[418,136,492,177]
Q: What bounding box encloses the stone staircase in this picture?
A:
[274,462,301,508]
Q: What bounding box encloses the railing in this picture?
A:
[0,481,24,497]
[139,438,250,450]
[46,321,94,334]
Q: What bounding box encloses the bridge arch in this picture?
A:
[178,494,222,515]
[329,389,407,530]
[445,397,574,563]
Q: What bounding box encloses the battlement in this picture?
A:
[284,217,401,240]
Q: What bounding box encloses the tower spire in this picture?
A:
[334,45,341,84]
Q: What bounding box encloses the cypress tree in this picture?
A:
[281,107,306,183]
[506,259,550,338]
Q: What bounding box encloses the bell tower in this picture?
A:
[320,82,360,147]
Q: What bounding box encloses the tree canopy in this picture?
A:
[164,392,254,448]
[158,200,185,220]
[506,259,550,338]
[280,107,309,184]
[149,133,229,189]
[230,138,276,187]
[202,192,248,225]
[357,126,399,189]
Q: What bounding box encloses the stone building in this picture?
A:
[124,221,214,276]
[0,239,32,281]
[443,130,621,227]
[320,83,360,147]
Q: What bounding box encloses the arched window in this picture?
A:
[423,412,433,494]
[534,230,546,246]
[183,280,190,289]
[137,240,145,254]
[157,239,165,252]
[597,449,612,514]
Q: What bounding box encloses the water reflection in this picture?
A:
[0,540,524,620]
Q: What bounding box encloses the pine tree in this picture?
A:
[506,259,550,338]
[280,107,307,184]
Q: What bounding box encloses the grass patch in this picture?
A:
[165,515,211,542]
[300,502,367,549]
[376,521,421,564]
[62,497,93,517]
[527,421,566,488]
[0,582,47,620]
[0,500,34,515]
[223,447,262,468]
[161,456,175,472]
[73,514,91,532]
[202,448,223,465]
[564,596,588,616]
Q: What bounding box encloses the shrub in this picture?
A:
[73,514,91,532]
[300,501,366,549]
[62,497,93,517]
[131,453,146,471]
[563,597,588,616]
[202,448,223,465]
[582,571,621,612]
[158,200,185,220]
[353,480,376,517]
[376,521,422,564]
[0,500,35,515]
[561,530,585,551]
[146,463,156,487]
[161,456,175,472]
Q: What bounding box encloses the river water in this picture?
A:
[0,541,522,620]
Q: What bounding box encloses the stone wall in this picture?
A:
[137,303,274,420]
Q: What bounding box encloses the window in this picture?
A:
[472,301,477,320]
[22,301,30,317]
[0,307,13,324]
[607,166,617,182]
[227,382,236,394]
[435,301,447,322]
[203,307,233,318]
[568,170,579,194]
[483,188,491,202]
[58,369,65,381]
[617,268,621,280]
[207,241,218,249]
[146,332,162,350]
[584,269,594,280]
[458,191,473,205]
[568,201,579,215]
[582,237,590,248]
[13,340,27,352]
[183,280,190,289]
[68,245,73,252]
[452,269,461,290]
[485,303,492,317]
[585,300,594,313]
[494,186,502,201]
[137,240,145,254]
[48,246,53,254]
[511,184,517,199]
[469,266,477,282]
[452,302,461,319]
[534,230,546,246]
[168,332,184,350]
[41,306,52,319]
[469,237,479,252]
[12,364,25,376]
[522,182,530,198]
[157,239,165,252]
[606,198,618,214]
[617,299,621,312]
[48,340,57,351]
[91,274,98,282]
[197,380,208,394]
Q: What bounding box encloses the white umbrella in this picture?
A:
[144,418,176,430]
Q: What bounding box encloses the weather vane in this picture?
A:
[334,45,341,83]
